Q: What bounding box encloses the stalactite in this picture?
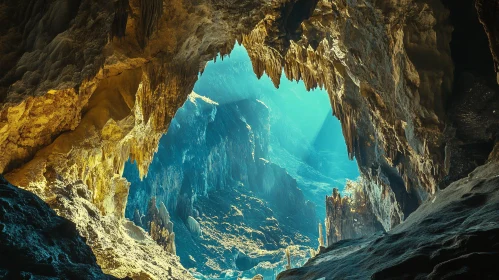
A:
[137,0,164,48]
[0,0,484,277]
[110,0,129,40]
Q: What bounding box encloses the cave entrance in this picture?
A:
[123,45,359,279]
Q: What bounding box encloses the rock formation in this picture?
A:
[0,1,282,275]
[476,0,499,79]
[317,223,325,248]
[0,0,498,278]
[285,247,291,270]
[0,176,119,279]
[243,0,455,222]
[125,94,316,230]
[186,216,201,237]
[277,159,499,280]
[325,182,384,245]
[142,197,176,255]
[125,94,317,278]
[252,274,264,280]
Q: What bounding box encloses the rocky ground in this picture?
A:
[175,186,314,279]
[45,179,193,280]
[0,172,193,279]
[277,159,499,279]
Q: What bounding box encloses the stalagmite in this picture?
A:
[186,216,202,237]
[318,223,325,248]
[285,247,291,270]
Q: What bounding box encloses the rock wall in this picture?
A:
[123,93,317,278]
[0,0,282,277]
[322,0,498,245]
[476,0,499,78]
[277,153,499,280]
[244,0,498,229]
[242,0,456,228]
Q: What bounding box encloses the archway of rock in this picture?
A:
[123,44,360,279]
[1,0,498,279]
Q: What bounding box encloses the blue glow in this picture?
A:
[194,45,360,207]
[124,44,360,280]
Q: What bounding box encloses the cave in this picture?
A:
[0,0,499,280]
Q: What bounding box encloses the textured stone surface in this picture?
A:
[277,159,499,280]
[243,0,456,228]
[325,182,384,246]
[183,187,313,280]
[125,94,317,278]
[39,178,192,279]
[476,0,499,78]
[0,1,282,277]
[0,0,498,278]
[0,176,119,280]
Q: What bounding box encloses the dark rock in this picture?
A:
[0,175,119,280]
[442,72,499,188]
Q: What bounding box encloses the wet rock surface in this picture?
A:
[0,176,119,280]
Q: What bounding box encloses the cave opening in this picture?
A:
[123,44,359,279]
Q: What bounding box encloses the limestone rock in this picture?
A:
[325,182,384,246]
[143,197,176,255]
[252,274,264,280]
[186,216,202,237]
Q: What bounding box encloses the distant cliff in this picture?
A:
[124,93,316,277]
[126,93,314,226]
